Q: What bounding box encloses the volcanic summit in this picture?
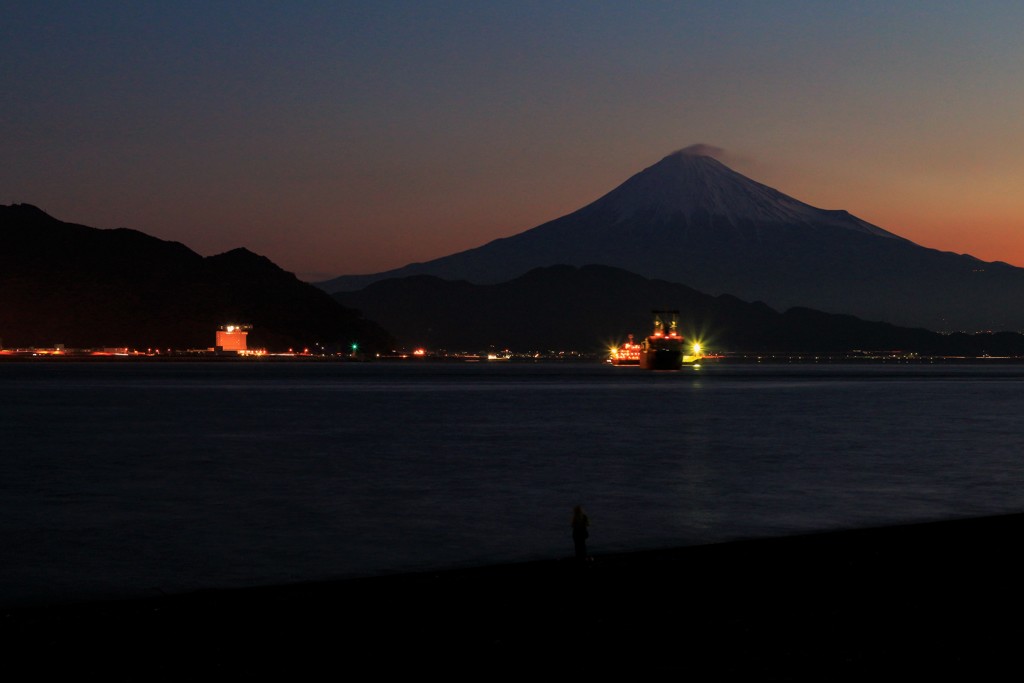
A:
[320,149,1024,331]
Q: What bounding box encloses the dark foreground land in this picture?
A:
[6,514,1024,679]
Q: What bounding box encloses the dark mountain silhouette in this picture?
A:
[0,204,391,351]
[319,149,1024,331]
[335,264,1024,355]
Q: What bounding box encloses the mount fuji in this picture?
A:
[319,149,1024,331]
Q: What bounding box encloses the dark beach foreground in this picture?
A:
[6,513,1024,679]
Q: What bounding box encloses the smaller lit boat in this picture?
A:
[609,334,642,365]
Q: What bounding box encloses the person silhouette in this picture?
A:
[571,505,590,560]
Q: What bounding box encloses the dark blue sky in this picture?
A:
[4,1,1023,279]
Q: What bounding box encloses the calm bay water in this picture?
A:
[3,360,1024,605]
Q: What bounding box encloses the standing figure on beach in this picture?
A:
[571,505,590,560]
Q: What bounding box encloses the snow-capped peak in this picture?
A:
[590,148,900,239]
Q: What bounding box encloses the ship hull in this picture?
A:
[631,310,704,370]
[639,344,684,370]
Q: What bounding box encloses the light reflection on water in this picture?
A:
[3,361,1024,605]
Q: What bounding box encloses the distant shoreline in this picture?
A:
[5,352,1024,364]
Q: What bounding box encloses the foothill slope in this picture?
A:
[321,149,1024,333]
[0,204,391,352]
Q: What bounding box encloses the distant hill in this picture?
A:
[0,204,392,351]
[335,264,1024,355]
[319,149,1024,332]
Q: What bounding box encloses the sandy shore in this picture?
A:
[6,513,1023,679]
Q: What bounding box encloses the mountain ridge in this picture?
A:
[334,263,1024,355]
[0,204,392,350]
[318,150,1024,331]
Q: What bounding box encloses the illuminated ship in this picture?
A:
[639,311,702,370]
[609,334,642,365]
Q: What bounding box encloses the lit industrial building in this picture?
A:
[216,324,251,352]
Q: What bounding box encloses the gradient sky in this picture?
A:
[4,1,1023,280]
